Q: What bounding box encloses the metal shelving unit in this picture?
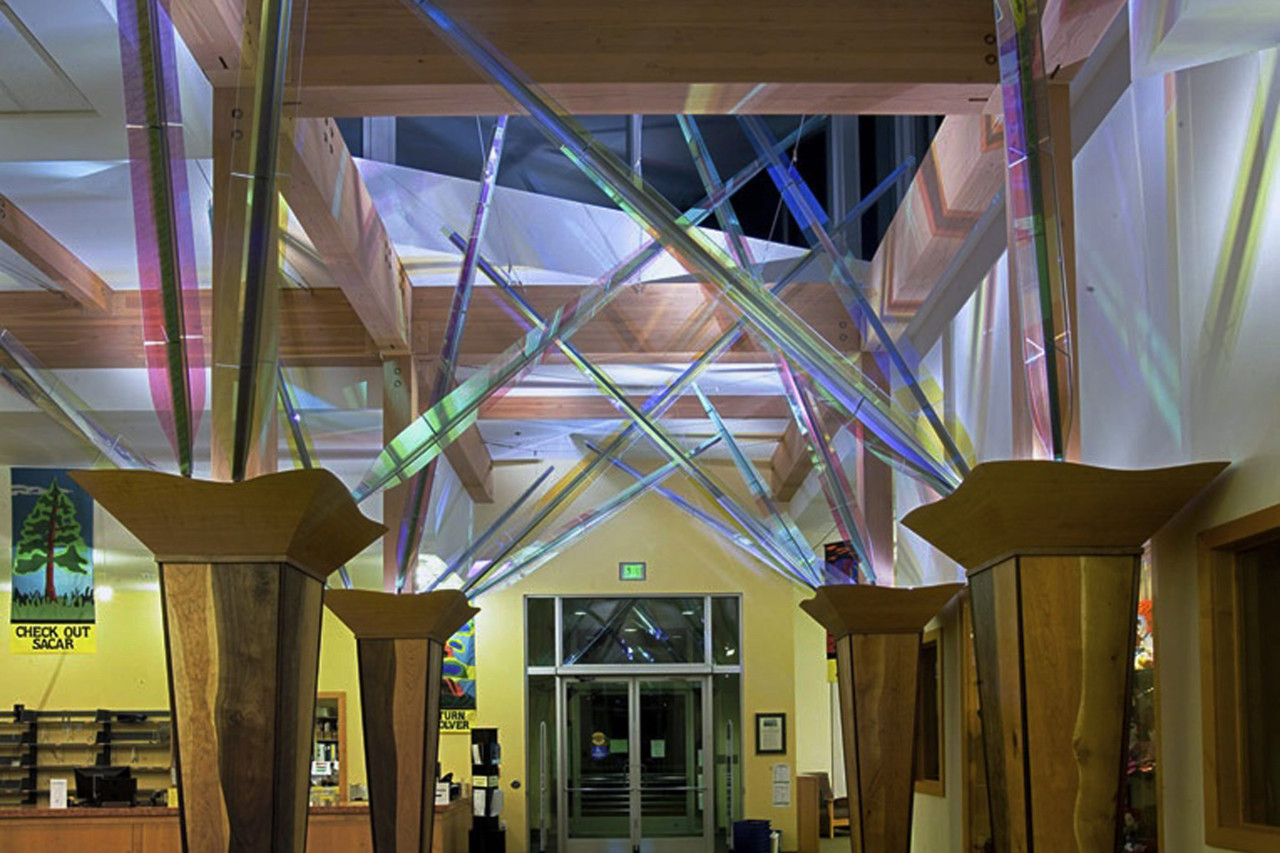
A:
[0,705,172,806]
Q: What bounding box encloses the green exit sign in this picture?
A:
[619,561,647,581]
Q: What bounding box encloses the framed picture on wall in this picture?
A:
[755,713,786,754]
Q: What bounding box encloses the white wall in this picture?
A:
[908,43,1280,853]
[1078,47,1280,853]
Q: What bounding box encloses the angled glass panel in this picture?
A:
[562,598,706,665]
[711,597,740,667]
[526,596,556,668]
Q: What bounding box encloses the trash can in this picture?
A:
[732,819,771,853]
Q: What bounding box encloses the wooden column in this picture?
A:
[325,590,478,852]
[70,469,384,853]
[800,583,964,853]
[902,460,1227,852]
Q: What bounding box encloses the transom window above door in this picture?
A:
[526,596,741,671]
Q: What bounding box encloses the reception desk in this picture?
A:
[0,799,471,853]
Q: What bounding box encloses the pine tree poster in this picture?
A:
[9,469,96,653]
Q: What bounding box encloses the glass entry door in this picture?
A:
[560,677,712,853]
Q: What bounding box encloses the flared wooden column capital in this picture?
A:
[800,583,964,638]
[71,468,385,581]
[901,460,1228,571]
[326,589,478,643]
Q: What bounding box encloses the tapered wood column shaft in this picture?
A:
[326,590,479,852]
[903,460,1227,852]
[71,469,384,853]
[801,584,963,853]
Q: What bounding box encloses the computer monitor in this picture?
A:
[73,766,137,806]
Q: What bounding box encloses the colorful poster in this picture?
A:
[9,469,96,653]
[440,618,476,733]
[824,541,858,682]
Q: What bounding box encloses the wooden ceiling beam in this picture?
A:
[867,0,1125,338]
[769,421,813,502]
[170,0,999,116]
[284,115,412,355]
[0,195,112,313]
[1042,0,1127,75]
[299,82,997,118]
[416,359,493,502]
[767,395,850,501]
[866,112,1006,333]
[440,424,494,502]
[0,281,859,369]
[415,282,861,364]
[478,395,790,421]
[178,8,413,347]
[167,0,245,85]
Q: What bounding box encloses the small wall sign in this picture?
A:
[619,561,646,581]
[755,713,787,754]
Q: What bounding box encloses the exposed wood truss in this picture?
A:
[0,194,113,312]
[0,282,859,369]
[285,116,412,355]
[768,400,847,502]
[867,112,1006,330]
[769,419,819,502]
[416,359,493,502]
[764,0,1128,497]
[170,0,999,116]
[869,0,1124,337]
[480,395,790,421]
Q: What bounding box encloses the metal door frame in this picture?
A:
[557,674,714,853]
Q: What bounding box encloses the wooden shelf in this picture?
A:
[2,706,173,806]
[0,765,169,773]
[311,692,347,806]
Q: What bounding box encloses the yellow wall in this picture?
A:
[791,603,830,780]
[0,589,167,711]
[317,609,369,793]
[420,488,815,852]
